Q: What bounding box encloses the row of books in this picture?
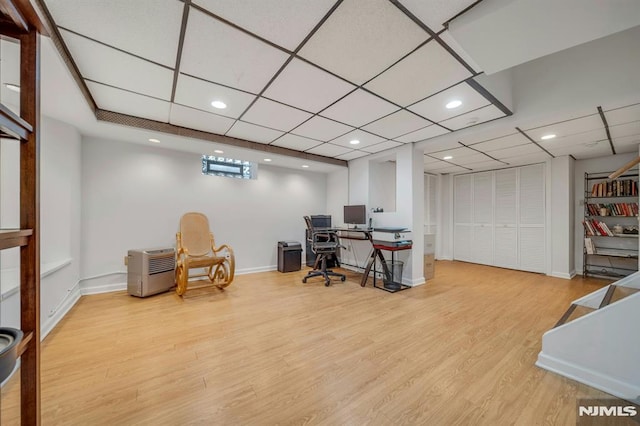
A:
[583,219,616,236]
[590,179,638,197]
[586,203,639,217]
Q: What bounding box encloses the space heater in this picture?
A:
[127,248,175,297]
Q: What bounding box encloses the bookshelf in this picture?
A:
[583,171,639,279]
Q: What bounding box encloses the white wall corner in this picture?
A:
[41,281,81,340]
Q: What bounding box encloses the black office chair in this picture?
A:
[302,216,346,286]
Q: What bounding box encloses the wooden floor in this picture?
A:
[1,261,619,424]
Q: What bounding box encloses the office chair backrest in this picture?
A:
[179,212,211,257]
[303,215,313,232]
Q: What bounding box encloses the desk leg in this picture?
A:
[361,249,376,287]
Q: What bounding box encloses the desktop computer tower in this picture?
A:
[305,215,338,268]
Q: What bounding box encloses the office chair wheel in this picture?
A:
[302,277,307,283]
[341,276,346,282]
[325,280,330,286]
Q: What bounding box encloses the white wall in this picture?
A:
[80,137,328,290]
[326,168,348,225]
[573,152,638,274]
[0,117,82,337]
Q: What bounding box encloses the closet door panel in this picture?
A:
[494,225,518,269]
[495,168,517,225]
[520,226,545,273]
[454,175,472,224]
[454,224,472,262]
[519,164,545,226]
[472,224,494,265]
[473,172,493,224]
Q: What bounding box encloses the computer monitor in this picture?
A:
[343,205,366,227]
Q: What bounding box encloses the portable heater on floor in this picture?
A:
[127,248,175,297]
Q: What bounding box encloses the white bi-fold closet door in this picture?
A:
[454,164,545,273]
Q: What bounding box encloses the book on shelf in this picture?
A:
[590,179,638,197]
[586,202,639,217]
[582,219,614,236]
[585,237,595,254]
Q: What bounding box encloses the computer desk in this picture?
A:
[333,228,413,291]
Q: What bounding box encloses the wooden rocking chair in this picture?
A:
[175,212,235,295]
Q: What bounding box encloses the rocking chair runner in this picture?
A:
[175,212,235,295]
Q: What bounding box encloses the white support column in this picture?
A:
[550,156,575,278]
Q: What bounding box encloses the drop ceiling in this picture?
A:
[38,0,511,165]
[4,0,639,174]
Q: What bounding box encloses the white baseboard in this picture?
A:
[550,271,576,280]
[536,352,640,404]
[42,282,81,340]
[405,277,426,287]
[81,281,127,295]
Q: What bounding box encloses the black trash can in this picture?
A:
[278,241,302,272]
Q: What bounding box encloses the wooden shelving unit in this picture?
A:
[583,171,640,279]
[0,0,47,424]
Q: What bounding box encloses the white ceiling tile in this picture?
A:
[614,144,640,155]
[491,144,546,161]
[181,8,289,93]
[610,121,640,139]
[298,0,428,84]
[47,0,183,67]
[320,89,399,127]
[458,127,517,145]
[438,105,505,130]
[422,139,463,153]
[86,81,170,122]
[61,30,173,100]
[270,134,321,151]
[361,110,431,139]
[524,114,602,140]
[226,121,284,144]
[400,0,478,32]
[423,155,443,165]
[174,74,256,119]
[408,82,489,122]
[364,40,473,106]
[538,129,606,148]
[425,160,460,170]
[466,160,506,171]
[432,165,469,174]
[331,129,386,149]
[429,147,485,162]
[290,116,354,141]
[263,58,355,113]
[549,140,612,159]
[604,102,640,125]
[242,98,312,131]
[306,143,352,157]
[336,150,369,161]
[361,140,403,154]
[194,0,336,50]
[469,133,529,152]
[439,30,482,73]
[613,134,640,146]
[396,124,450,143]
[501,153,551,166]
[446,153,492,165]
[169,104,235,135]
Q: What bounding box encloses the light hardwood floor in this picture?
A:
[0,261,621,424]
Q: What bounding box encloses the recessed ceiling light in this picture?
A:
[148,138,160,143]
[445,100,462,109]
[264,158,272,162]
[541,134,556,140]
[4,83,20,92]
[214,149,224,154]
[302,164,309,168]
[349,139,360,145]
[211,100,227,109]
[443,155,453,160]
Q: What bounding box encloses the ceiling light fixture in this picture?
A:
[302,164,309,168]
[148,138,160,143]
[211,100,227,109]
[443,155,453,160]
[214,149,224,154]
[446,100,462,109]
[349,139,360,145]
[4,83,20,92]
[541,134,556,140]
[264,158,272,162]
